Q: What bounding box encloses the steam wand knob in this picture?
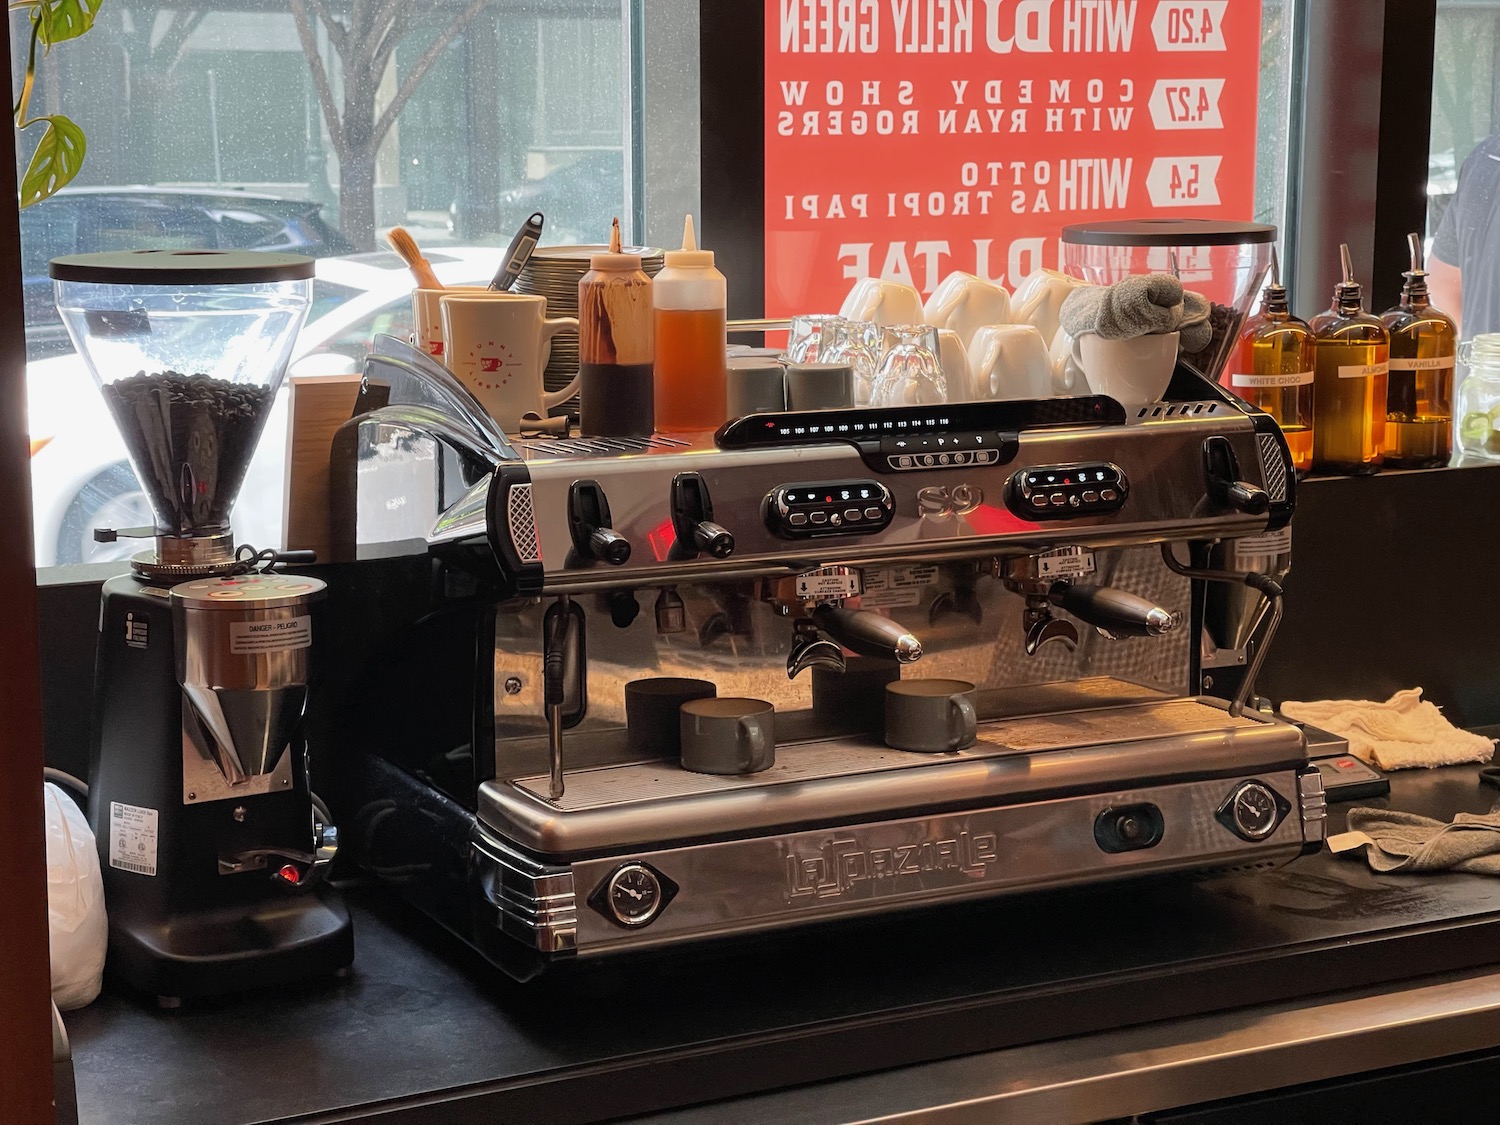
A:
[671,472,735,559]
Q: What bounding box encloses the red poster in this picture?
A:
[764,0,1262,315]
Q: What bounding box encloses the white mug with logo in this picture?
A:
[923,272,1012,349]
[968,324,1053,401]
[1071,331,1181,409]
[839,277,925,327]
[439,292,579,431]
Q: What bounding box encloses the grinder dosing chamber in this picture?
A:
[50,249,312,578]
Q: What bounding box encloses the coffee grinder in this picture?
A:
[52,250,353,1005]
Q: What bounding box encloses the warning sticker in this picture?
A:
[1037,550,1098,581]
[860,588,922,610]
[229,615,312,655]
[863,565,939,594]
[109,801,158,876]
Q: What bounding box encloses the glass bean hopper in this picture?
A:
[50,250,313,579]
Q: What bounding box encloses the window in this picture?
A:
[17,1,644,566]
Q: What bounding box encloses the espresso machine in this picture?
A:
[52,250,353,1004]
[334,339,1323,980]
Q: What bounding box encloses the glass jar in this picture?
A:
[1455,335,1500,460]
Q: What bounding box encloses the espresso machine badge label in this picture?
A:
[109,801,159,876]
[228,615,312,655]
[794,568,863,601]
[786,831,999,901]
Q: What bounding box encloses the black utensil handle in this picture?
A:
[813,604,922,662]
[489,211,545,291]
[1048,583,1180,638]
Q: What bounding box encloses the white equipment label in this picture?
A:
[109,802,158,876]
[796,570,862,600]
[229,615,312,655]
[1234,527,1292,562]
[1037,550,1097,580]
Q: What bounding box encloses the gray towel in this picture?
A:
[1058,274,1214,352]
[1328,806,1500,874]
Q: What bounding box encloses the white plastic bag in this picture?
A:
[44,782,107,1009]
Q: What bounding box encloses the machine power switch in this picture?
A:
[1094,803,1164,853]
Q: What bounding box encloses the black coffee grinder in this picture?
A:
[52,250,353,1005]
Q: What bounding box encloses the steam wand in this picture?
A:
[1160,543,1284,718]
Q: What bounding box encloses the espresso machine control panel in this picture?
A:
[766,480,895,537]
[1006,462,1129,519]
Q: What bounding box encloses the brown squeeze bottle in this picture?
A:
[578,218,654,437]
[1225,248,1315,475]
[1310,244,1389,474]
[1381,232,1457,468]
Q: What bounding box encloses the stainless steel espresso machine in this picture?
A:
[335,339,1323,981]
[53,251,353,1004]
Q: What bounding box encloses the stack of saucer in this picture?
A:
[516,244,665,396]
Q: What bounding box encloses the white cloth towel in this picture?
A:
[1281,688,1495,771]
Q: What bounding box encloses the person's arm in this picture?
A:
[1428,253,1463,336]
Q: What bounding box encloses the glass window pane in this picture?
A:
[17,2,635,566]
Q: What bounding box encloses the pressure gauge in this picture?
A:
[604,863,664,927]
[1217,780,1288,841]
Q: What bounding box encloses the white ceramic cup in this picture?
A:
[967,324,1052,401]
[1072,331,1181,409]
[935,329,972,401]
[839,277,925,327]
[923,272,1012,349]
[438,292,579,431]
[1049,326,1088,394]
[1011,269,1091,350]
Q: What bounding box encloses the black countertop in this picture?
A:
[64,762,1500,1125]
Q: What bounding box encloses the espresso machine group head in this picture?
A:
[53,250,353,1004]
[335,340,1322,981]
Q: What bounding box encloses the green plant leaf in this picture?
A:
[19,114,85,207]
[35,0,102,47]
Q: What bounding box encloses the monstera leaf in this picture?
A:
[35,0,103,47]
[19,115,86,207]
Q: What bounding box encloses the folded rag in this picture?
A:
[1328,806,1500,874]
[1057,273,1213,352]
[1281,688,1495,770]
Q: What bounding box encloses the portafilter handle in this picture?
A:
[812,604,923,663]
[1048,582,1180,639]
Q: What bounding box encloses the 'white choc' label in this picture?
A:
[1338,361,1390,379]
[1388,356,1454,371]
[109,801,158,876]
[229,615,312,655]
[1231,370,1314,388]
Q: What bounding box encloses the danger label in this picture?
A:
[229,615,312,655]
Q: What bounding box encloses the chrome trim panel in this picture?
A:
[471,831,578,954]
[1299,766,1329,843]
[475,772,1309,957]
[1258,430,1289,503]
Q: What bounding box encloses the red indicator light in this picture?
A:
[825,496,832,503]
[277,864,302,885]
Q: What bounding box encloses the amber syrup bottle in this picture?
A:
[1381,232,1457,468]
[1226,249,1314,475]
[1311,245,1389,474]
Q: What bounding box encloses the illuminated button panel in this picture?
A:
[1006,462,1128,520]
[877,432,1014,471]
[767,480,895,537]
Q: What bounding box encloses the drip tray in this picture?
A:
[479,699,1305,859]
